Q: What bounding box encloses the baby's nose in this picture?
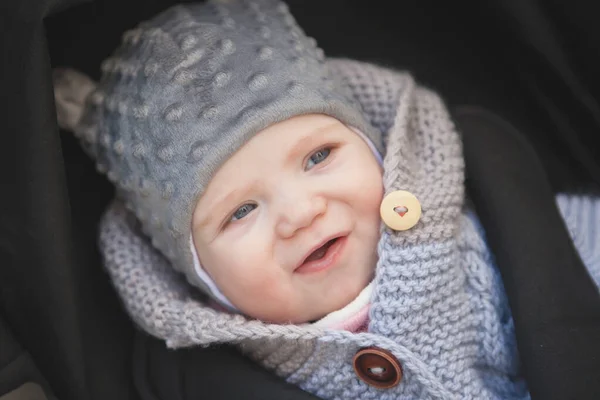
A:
[275,193,327,238]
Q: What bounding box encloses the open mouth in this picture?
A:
[304,238,338,262]
[295,235,348,274]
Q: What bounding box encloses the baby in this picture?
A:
[53,1,600,399]
[191,113,384,325]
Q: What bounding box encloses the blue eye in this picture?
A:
[306,147,331,170]
[231,203,257,221]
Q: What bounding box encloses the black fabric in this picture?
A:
[133,332,320,400]
[463,0,600,188]
[456,107,600,400]
[0,315,57,400]
[0,9,90,400]
[1,2,137,400]
[2,0,600,400]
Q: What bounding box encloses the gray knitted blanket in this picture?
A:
[99,59,528,399]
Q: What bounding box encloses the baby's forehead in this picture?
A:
[219,115,347,160]
[198,116,344,184]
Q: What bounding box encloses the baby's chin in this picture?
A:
[233,299,333,325]
[242,278,372,325]
[248,309,330,325]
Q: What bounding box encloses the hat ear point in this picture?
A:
[52,67,98,132]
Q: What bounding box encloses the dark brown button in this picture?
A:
[353,347,403,389]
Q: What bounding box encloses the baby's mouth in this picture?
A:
[295,235,348,274]
[304,238,338,263]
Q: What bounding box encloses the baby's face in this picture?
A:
[192,114,383,324]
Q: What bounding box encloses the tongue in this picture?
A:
[305,239,335,262]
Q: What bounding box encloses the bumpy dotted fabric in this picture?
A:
[74,0,382,295]
[100,59,533,399]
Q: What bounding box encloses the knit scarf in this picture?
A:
[99,59,528,399]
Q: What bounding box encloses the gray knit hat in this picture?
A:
[70,0,383,295]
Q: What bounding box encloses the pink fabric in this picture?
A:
[328,303,370,333]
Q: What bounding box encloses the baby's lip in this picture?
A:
[294,231,349,271]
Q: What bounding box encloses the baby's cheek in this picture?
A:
[344,158,383,206]
[225,255,285,298]
[234,264,275,291]
[234,272,298,322]
[354,177,384,215]
[245,274,288,303]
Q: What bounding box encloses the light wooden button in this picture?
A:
[380,190,421,231]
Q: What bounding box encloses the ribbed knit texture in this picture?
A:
[98,59,600,399]
[556,194,600,287]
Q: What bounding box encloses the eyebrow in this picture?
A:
[196,186,252,230]
[285,121,341,165]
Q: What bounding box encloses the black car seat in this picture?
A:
[1,0,599,399]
